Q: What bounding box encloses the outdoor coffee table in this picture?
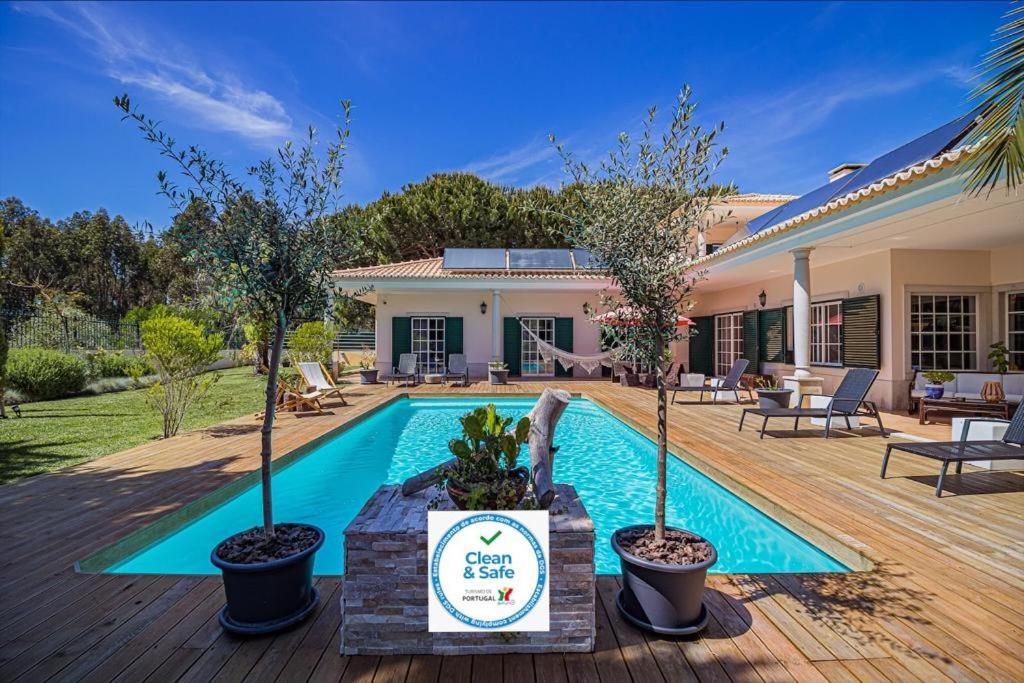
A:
[919,397,1010,424]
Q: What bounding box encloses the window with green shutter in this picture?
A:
[503,317,522,376]
[842,294,881,369]
[554,317,573,377]
[391,316,411,370]
[688,316,714,375]
[758,308,786,363]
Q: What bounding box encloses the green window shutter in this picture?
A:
[688,316,714,375]
[742,310,759,369]
[758,308,786,363]
[554,317,574,377]
[391,316,411,370]
[842,295,881,369]
[503,317,522,376]
[445,317,464,360]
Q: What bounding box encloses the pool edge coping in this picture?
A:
[79,390,872,575]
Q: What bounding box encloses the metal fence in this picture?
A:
[2,309,142,352]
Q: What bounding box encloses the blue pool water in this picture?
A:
[108,398,847,575]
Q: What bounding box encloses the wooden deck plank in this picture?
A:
[0,379,1020,682]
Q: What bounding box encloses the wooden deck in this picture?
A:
[1,379,1021,682]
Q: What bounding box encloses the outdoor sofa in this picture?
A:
[738,367,887,439]
[881,407,1023,496]
[907,370,1024,414]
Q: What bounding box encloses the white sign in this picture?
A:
[428,510,550,632]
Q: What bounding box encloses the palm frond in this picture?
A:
[963,4,1024,196]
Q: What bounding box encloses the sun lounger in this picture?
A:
[256,379,326,418]
[297,361,349,405]
[384,353,418,386]
[881,409,1023,496]
[738,367,886,439]
[443,354,469,386]
[671,358,752,404]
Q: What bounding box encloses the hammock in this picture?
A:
[518,320,616,374]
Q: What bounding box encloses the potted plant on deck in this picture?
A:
[434,404,531,510]
[923,370,955,399]
[551,86,728,634]
[488,360,510,385]
[755,376,793,409]
[117,95,355,634]
[358,346,379,384]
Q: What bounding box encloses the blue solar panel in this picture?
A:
[508,249,573,270]
[442,248,506,269]
[572,249,596,268]
[747,111,978,235]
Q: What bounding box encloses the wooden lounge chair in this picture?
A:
[738,367,887,439]
[384,353,418,387]
[297,361,349,406]
[881,408,1023,496]
[671,358,752,404]
[443,354,469,386]
[256,379,326,418]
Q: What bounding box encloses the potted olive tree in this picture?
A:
[488,360,510,385]
[116,95,355,635]
[551,86,728,634]
[358,346,379,384]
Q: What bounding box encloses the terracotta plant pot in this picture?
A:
[445,469,528,510]
[211,524,324,636]
[611,525,717,635]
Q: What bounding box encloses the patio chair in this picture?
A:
[296,361,349,406]
[738,367,887,439]
[256,379,325,418]
[671,358,752,404]
[384,353,418,387]
[880,408,1023,496]
[443,354,469,386]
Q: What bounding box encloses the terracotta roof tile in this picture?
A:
[332,257,608,280]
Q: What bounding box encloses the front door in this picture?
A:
[521,317,555,376]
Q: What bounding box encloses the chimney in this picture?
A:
[828,162,866,183]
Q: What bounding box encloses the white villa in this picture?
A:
[333,112,1024,410]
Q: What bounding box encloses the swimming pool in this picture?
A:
[103,397,848,575]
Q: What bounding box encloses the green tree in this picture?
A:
[116,94,354,541]
[288,321,334,365]
[964,4,1023,196]
[140,316,223,438]
[552,86,728,541]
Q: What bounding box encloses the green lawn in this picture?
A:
[0,366,268,484]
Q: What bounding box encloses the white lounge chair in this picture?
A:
[296,361,349,405]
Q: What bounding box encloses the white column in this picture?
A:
[491,289,501,361]
[792,247,812,378]
[784,247,823,408]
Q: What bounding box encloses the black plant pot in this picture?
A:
[489,369,509,385]
[611,525,717,635]
[757,388,794,409]
[211,524,325,635]
[359,369,379,385]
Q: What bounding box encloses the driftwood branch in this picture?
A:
[527,388,571,509]
[401,457,455,496]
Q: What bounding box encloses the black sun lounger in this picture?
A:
[738,368,887,439]
[671,358,752,404]
[881,409,1023,496]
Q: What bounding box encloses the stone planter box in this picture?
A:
[341,484,595,655]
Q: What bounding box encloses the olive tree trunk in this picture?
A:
[654,330,668,542]
[259,310,288,540]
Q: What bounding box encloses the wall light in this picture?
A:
[480,301,488,315]
[758,290,767,308]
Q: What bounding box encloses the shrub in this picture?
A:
[5,348,88,400]
[288,321,334,366]
[141,316,223,438]
[87,349,154,378]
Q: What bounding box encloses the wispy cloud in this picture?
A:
[15,2,294,143]
[462,137,558,185]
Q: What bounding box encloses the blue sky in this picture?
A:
[0,1,1007,230]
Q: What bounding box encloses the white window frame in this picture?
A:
[810,300,843,367]
[521,317,555,377]
[714,312,743,377]
[411,316,445,374]
[1008,290,1024,370]
[909,294,978,371]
